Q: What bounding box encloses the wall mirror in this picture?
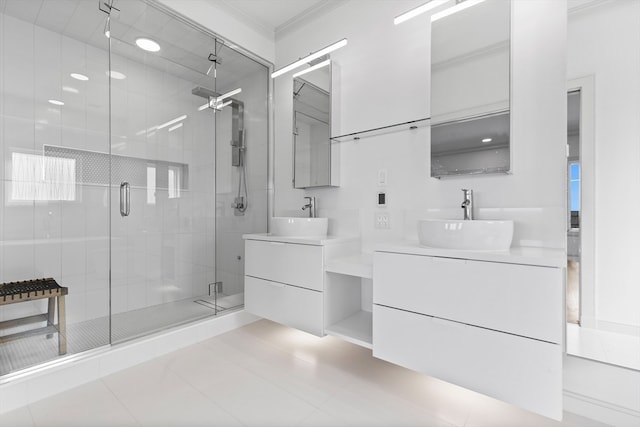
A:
[292,60,338,188]
[430,0,511,178]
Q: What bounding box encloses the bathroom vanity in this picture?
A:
[243,234,360,336]
[373,243,565,420]
[244,233,565,420]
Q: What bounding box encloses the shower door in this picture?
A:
[107,1,269,343]
[0,0,268,376]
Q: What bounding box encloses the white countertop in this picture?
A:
[375,241,566,268]
[243,233,359,246]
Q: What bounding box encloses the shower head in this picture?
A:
[192,86,219,99]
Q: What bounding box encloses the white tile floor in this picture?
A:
[0,320,608,427]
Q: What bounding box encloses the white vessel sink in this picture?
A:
[418,219,514,251]
[271,217,328,237]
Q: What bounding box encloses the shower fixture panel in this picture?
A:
[192,85,248,216]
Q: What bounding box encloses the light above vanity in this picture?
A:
[292,59,330,78]
[394,0,448,25]
[394,0,486,25]
[431,0,486,22]
[271,38,347,78]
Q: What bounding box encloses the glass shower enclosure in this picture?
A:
[0,0,269,376]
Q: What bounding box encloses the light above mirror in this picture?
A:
[394,0,486,25]
[272,39,347,78]
[431,0,486,22]
[293,59,331,79]
[394,0,448,25]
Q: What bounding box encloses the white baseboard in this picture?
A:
[564,355,640,427]
[0,310,259,415]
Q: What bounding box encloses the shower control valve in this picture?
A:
[232,196,245,210]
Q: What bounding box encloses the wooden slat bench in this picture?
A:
[0,278,68,355]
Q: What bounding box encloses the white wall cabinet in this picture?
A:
[373,249,564,420]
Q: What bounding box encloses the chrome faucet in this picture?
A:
[461,189,473,220]
[302,196,316,218]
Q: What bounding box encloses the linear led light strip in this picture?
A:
[272,39,347,79]
[394,0,485,25]
[431,0,485,21]
[292,59,331,79]
[394,0,448,25]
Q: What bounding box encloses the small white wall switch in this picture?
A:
[378,169,387,186]
[375,212,390,229]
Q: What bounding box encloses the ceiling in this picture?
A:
[217,0,607,38]
[0,0,267,89]
[214,0,345,37]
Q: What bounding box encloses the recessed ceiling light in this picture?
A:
[482,138,493,143]
[135,37,161,52]
[48,99,64,106]
[107,70,127,80]
[70,73,89,81]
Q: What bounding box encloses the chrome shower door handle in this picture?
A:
[120,182,130,217]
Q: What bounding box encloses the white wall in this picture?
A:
[274,0,567,252]
[567,0,640,332]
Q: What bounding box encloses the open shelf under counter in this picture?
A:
[325,253,373,279]
[325,310,373,349]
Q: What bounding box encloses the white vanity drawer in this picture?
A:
[372,304,562,420]
[245,276,323,336]
[245,239,324,291]
[373,251,562,343]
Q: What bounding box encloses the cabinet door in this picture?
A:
[245,276,323,336]
[373,251,563,343]
[245,240,323,291]
[373,305,562,420]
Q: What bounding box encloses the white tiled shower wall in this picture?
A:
[1,13,111,326]
[214,73,269,298]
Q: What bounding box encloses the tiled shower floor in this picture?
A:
[0,293,243,376]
